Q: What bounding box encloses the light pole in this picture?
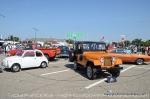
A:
[0,13,5,40]
[32,27,38,44]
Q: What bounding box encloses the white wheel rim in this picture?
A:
[41,62,47,67]
[13,65,19,71]
[137,59,143,65]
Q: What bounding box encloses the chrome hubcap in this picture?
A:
[137,59,143,64]
[41,62,47,67]
[13,65,19,71]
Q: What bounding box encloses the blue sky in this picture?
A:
[0,0,150,41]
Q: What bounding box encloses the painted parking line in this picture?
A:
[120,65,136,73]
[135,66,150,70]
[40,69,70,76]
[49,61,69,65]
[85,65,136,89]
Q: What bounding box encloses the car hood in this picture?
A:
[4,56,22,61]
[83,51,111,59]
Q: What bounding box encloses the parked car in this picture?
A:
[108,49,150,65]
[37,48,57,60]
[1,49,48,72]
[58,46,69,57]
[70,41,122,80]
[0,66,3,73]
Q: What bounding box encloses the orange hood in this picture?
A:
[83,51,110,60]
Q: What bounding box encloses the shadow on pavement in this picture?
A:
[4,67,44,73]
[65,63,110,80]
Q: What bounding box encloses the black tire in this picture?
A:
[136,58,144,65]
[73,62,79,70]
[0,68,3,73]
[44,54,50,61]
[109,69,120,77]
[11,64,20,72]
[40,61,47,68]
[86,64,97,80]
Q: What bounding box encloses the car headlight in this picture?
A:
[71,52,74,56]
[112,57,116,65]
[112,57,116,62]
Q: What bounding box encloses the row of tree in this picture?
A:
[66,38,150,47]
[2,36,150,47]
[113,39,150,47]
[3,35,20,42]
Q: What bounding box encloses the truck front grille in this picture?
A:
[104,57,112,66]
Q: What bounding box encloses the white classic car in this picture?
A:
[1,49,48,72]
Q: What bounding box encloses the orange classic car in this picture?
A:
[108,49,150,65]
[69,41,123,80]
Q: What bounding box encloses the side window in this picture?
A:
[24,51,35,57]
[36,51,43,57]
[112,50,116,53]
[117,50,124,54]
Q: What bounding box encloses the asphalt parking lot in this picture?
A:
[0,54,150,99]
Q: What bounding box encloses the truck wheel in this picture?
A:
[86,65,97,80]
[40,62,47,68]
[136,58,144,65]
[73,62,79,70]
[109,69,120,77]
[11,64,20,72]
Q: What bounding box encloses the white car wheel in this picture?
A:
[40,62,47,68]
[11,64,20,72]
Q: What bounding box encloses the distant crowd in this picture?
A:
[130,45,150,55]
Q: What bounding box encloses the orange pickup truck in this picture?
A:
[38,48,61,60]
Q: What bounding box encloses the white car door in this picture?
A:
[35,51,44,66]
[21,51,36,68]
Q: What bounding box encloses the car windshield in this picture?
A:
[61,46,69,50]
[77,42,106,51]
[16,50,24,56]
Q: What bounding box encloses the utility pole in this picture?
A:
[32,27,39,43]
[0,13,5,40]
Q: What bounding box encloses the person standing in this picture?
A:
[134,46,137,54]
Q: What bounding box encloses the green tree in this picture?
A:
[66,39,74,44]
[144,40,150,46]
[10,35,14,41]
[124,40,131,47]
[5,35,20,42]
[131,38,142,46]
